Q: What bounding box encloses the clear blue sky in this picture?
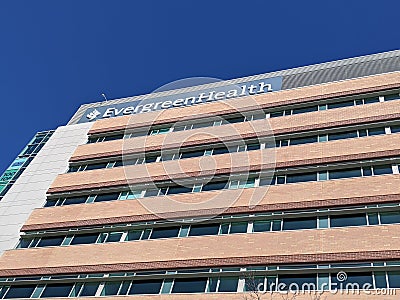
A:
[0,0,399,173]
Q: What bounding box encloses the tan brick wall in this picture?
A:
[88,71,400,135]
[49,133,400,193]
[24,174,400,230]
[72,99,400,161]
[2,225,400,276]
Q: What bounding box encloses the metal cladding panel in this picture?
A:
[68,50,400,125]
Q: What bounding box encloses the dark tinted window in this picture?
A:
[41,283,74,297]
[85,163,108,171]
[328,131,358,141]
[330,213,366,227]
[144,189,159,197]
[63,196,87,206]
[202,180,228,192]
[44,199,58,207]
[290,136,318,146]
[70,233,99,245]
[328,100,354,109]
[180,150,205,159]
[388,271,400,288]
[283,217,317,230]
[331,272,373,288]
[218,277,239,292]
[144,156,157,163]
[192,121,214,129]
[80,282,100,296]
[278,274,317,290]
[380,211,400,224]
[4,285,36,299]
[230,222,247,234]
[391,125,400,133]
[363,97,379,104]
[213,146,229,155]
[150,227,180,239]
[103,134,124,141]
[37,236,64,247]
[114,160,123,167]
[224,116,244,124]
[270,111,284,118]
[102,282,121,295]
[246,143,260,151]
[292,105,318,115]
[129,280,163,295]
[167,185,192,195]
[329,168,361,180]
[189,223,220,236]
[126,230,142,241]
[286,172,317,184]
[17,238,32,248]
[253,220,271,232]
[373,165,393,175]
[368,127,385,136]
[172,278,207,293]
[95,192,120,202]
[105,232,123,243]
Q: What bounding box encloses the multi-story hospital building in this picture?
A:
[0,50,399,299]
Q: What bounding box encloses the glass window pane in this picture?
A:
[101,282,121,296]
[283,217,317,231]
[329,168,361,180]
[373,165,393,176]
[374,272,387,288]
[213,146,229,155]
[363,96,379,104]
[270,111,284,118]
[388,271,400,288]
[278,274,317,290]
[95,192,120,202]
[272,220,281,231]
[368,127,385,136]
[4,285,36,299]
[129,280,163,295]
[286,172,317,184]
[189,224,220,236]
[192,121,213,129]
[17,239,32,248]
[85,163,108,171]
[70,233,99,245]
[126,230,142,241]
[44,199,58,207]
[207,278,218,292]
[246,143,260,151]
[253,221,271,232]
[79,282,100,296]
[330,213,367,227]
[244,276,265,292]
[202,180,228,192]
[367,213,379,225]
[105,232,123,243]
[180,150,205,159]
[41,283,74,297]
[328,131,358,141]
[391,125,400,134]
[292,105,318,115]
[171,278,207,293]
[150,227,180,239]
[103,134,124,141]
[331,272,373,289]
[167,185,192,195]
[63,196,87,206]
[380,211,400,224]
[223,116,244,124]
[290,136,318,146]
[37,236,64,247]
[328,100,354,109]
[229,222,247,234]
[218,277,238,292]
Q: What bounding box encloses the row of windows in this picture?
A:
[47,162,399,207]
[1,269,400,298]
[70,124,400,173]
[87,91,400,144]
[18,207,400,249]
